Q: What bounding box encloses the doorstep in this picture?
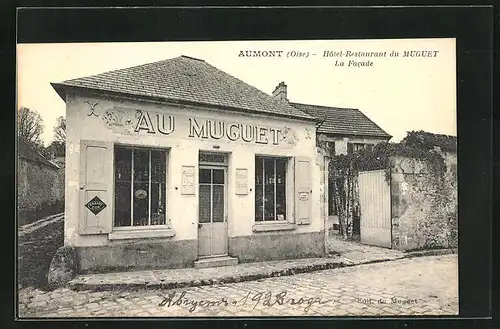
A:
[194,256,238,269]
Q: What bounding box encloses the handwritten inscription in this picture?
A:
[158,290,334,313]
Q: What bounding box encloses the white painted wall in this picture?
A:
[65,91,322,247]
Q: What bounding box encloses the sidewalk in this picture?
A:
[68,235,456,292]
[19,213,64,238]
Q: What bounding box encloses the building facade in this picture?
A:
[270,82,392,234]
[52,56,327,273]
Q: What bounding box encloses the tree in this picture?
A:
[17,107,44,148]
[43,141,65,159]
[330,155,357,240]
[53,116,66,144]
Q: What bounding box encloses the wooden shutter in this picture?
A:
[295,156,312,225]
[79,140,113,235]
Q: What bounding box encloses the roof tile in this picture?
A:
[291,102,391,139]
[53,56,314,121]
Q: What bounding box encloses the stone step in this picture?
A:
[194,256,238,269]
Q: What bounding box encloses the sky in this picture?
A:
[17,39,456,145]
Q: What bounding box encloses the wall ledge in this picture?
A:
[252,222,297,232]
[108,228,176,240]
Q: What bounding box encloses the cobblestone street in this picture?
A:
[18,254,458,317]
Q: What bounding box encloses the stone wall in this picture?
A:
[390,152,457,251]
[18,158,64,224]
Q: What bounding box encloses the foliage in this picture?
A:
[402,130,457,153]
[329,136,447,182]
[17,107,44,149]
[327,130,451,240]
[42,141,65,159]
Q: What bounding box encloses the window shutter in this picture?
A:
[294,156,312,225]
[79,140,113,235]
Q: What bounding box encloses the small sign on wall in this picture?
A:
[235,168,248,195]
[181,165,195,195]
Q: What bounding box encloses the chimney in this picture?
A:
[272,81,288,101]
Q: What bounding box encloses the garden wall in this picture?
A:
[390,152,457,251]
[18,157,64,225]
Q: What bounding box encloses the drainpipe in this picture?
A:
[324,152,330,256]
[315,120,328,256]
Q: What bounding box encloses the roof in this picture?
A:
[51,55,314,121]
[18,139,60,170]
[290,102,392,139]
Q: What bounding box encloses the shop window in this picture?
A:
[114,146,167,227]
[255,156,287,221]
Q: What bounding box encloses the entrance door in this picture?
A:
[358,169,392,248]
[198,166,228,257]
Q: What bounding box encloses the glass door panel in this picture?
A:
[199,184,211,223]
[212,185,224,223]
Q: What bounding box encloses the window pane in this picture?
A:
[133,182,149,226]
[276,159,286,220]
[276,183,286,221]
[114,181,131,226]
[255,188,263,221]
[199,185,211,223]
[255,157,263,185]
[199,169,211,184]
[150,182,166,225]
[264,158,275,185]
[354,143,364,152]
[151,150,166,183]
[212,185,224,222]
[264,184,275,220]
[264,159,275,221]
[255,157,264,221]
[347,143,354,154]
[134,149,149,182]
[199,152,227,163]
[115,147,131,182]
[276,159,286,185]
[213,169,224,184]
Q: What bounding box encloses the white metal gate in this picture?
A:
[358,169,392,248]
